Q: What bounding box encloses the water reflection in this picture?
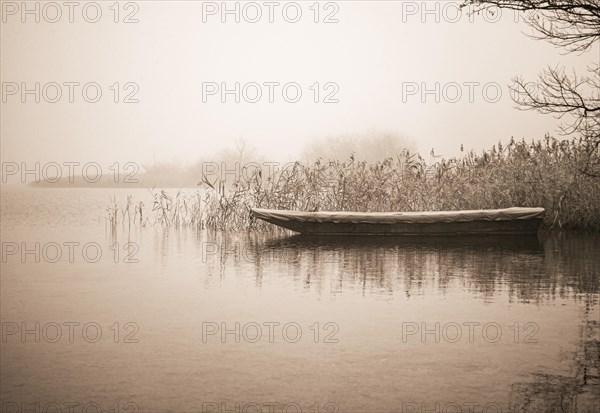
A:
[5,189,599,410]
[199,232,599,303]
[195,231,600,411]
[508,318,599,412]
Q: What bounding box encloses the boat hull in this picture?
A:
[251,207,544,236]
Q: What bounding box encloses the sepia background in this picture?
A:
[1,1,599,412]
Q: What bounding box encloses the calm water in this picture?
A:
[1,188,599,413]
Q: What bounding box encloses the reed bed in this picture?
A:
[108,136,600,231]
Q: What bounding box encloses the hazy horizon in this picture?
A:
[2,1,597,168]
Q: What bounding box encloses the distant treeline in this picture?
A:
[31,131,413,188]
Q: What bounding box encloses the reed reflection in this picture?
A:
[200,232,599,303]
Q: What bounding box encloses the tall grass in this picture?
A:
[108,136,600,231]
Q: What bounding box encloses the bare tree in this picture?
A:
[301,131,414,164]
[463,0,600,176]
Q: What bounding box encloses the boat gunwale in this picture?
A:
[250,207,545,225]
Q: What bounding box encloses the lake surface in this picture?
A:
[1,188,599,413]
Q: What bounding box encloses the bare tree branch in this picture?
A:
[463,1,600,53]
[463,1,600,176]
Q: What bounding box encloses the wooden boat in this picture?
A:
[250,207,545,236]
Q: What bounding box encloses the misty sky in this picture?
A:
[1,1,597,167]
